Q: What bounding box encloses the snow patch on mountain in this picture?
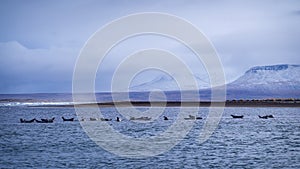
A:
[228,64,300,92]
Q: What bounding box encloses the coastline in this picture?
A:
[28,100,300,108]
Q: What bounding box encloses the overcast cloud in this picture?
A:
[0,0,299,93]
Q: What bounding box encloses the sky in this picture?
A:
[0,0,299,94]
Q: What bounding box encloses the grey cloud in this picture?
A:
[0,0,300,93]
[0,41,76,93]
[290,10,300,15]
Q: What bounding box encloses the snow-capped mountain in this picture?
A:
[129,64,300,99]
[130,73,210,91]
[226,64,300,99]
[228,64,300,90]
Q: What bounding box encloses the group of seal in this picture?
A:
[231,114,274,119]
[20,117,55,123]
[21,114,274,123]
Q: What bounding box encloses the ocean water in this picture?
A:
[0,105,299,168]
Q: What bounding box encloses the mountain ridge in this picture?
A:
[130,73,210,91]
[228,64,300,89]
[129,64,300,99]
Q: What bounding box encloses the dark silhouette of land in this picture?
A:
[29,98,300,107]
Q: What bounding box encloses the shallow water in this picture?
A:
[0,106,299,168]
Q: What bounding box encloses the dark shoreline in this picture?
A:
[28,101,300,108]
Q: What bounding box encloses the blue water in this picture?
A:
[0,106,299,168]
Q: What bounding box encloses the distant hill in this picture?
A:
[130,64,300,99]
[130,73,209,91]
[0,64,299,103]
[226,64,300,99]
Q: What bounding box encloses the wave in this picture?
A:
[0,101,76,107]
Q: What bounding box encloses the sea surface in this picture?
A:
[0,103,299,168]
